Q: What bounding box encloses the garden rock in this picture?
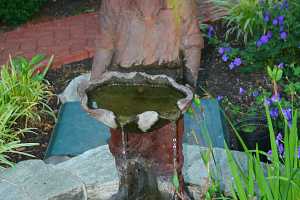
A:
[58,73,90,103]
[54,145,119,200]
[0,145,250,199]
[0,160,86,200]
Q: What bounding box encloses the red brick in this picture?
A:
[38,37,54,47]
[20,39,37,51]
[0,34,6,44]
[69,39,87,54]
[6,31,22,40]
[87,38,95,48]
[51,46,70,58]
[70,28,85,39]
[36,47,53,56]
[54,29,70,44]
[4,42,21,53]
[86,47,95,58]
[62,50,89,65]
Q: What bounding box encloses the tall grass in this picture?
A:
[0,54,54,168]
[225,104,300,199]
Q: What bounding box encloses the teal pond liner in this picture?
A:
[183,99,229,147]
[44,102,110,159]
[45,99,227,158]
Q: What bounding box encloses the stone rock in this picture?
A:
[44,156,71,165]
[0,145,251,199]
[58,73,90,103]
[137,111,159,132]
[0,160,86,200]
[54,145,119,200]
[183,145,249,194]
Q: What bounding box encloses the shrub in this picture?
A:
[0,0,47,26]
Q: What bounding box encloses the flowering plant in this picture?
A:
[237,0,300,73]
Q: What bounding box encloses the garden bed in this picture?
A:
[10,59,92,163]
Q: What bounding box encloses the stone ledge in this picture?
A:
[0,145,249,200]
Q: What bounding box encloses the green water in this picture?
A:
[87,84,185,124]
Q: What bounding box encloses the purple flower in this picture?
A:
[252,91,259,97]
[270,108,279,119]
[224,47,232,53]
[239,87,246,95]
[264,98,272,106]
[298,147,300,159]
[267,150,272,156]
[218,47,225,55]
[222,54,229,62]
[282,108,292,122]
[233,57,242,66]
[217,96,224,101]
[280,25,284,32]
[278,16,284,25]
[276,132,283,141]
[271,94,281,103]
[267,31,272,39]
[229,62,235,70]
[208,25,214,38]
[260,35,269,44]
[276,132,283,145]
[281,0,288,10]
[256,40,262,47]
[263,12,270,22]
[277,63,284,68]
[280,31,288,40]
[273,19,278,25]
[278,143,284,155]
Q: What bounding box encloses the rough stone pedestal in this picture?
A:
[109,117,190,199]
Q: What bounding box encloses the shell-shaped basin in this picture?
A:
[78,72,193,132]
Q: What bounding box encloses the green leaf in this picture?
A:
[172,171,180,192]
[267,66,273,79]
[32,74,44,82]
[275,69,283,82]
[194,97,201,107]
[29,54,45,66]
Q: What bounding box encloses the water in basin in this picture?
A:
[86,84,185,126]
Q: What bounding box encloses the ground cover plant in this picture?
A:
[0,0,47,25]
[202,0,300,139]
[0,55,54,167]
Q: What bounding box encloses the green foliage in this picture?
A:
[225,106,300,200]
[216,0,264,43]
[0,55,54,124]
[0,55,54,167]
[234,0,299,73]
[0,0,47,26]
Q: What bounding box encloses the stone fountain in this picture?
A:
[79,0,203,199]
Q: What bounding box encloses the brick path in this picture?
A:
[0,13,99,68]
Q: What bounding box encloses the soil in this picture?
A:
[10,59,92,163]
[197,21,271,150]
